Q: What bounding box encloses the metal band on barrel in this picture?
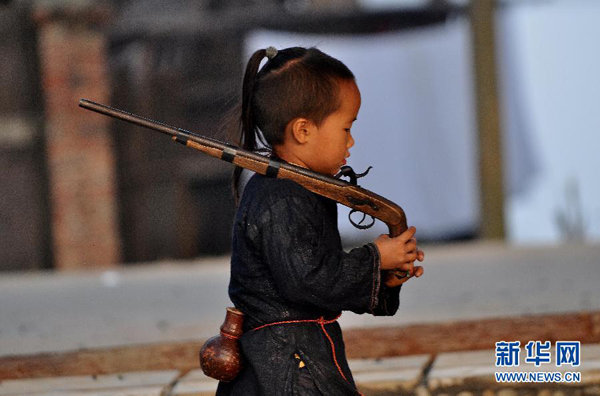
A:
[266,159,280,178]
[222,147,236,163]
[174,133,188,145]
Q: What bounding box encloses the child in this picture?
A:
[217,46,424,396]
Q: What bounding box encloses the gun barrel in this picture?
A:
[79,98,232,153]
[79,99,406,232]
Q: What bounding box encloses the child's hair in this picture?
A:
[233,46,355,200]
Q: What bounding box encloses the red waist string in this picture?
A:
[252,314,364,396]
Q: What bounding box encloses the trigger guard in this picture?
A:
[348,209,375,230]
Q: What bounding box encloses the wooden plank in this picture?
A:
[2,311,599,381]
[25,387,165,396]
[344,311,600,359]
[2,347,598,395]
[170,370,218,396]
[0,371,179,396]
[0,341,201,381]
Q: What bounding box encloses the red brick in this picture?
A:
[36,4,120,270]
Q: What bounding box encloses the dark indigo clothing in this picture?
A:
[217,174,402,396]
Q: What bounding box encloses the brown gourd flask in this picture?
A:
[199,307,245,382]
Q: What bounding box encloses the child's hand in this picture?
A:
[374,226,425,287]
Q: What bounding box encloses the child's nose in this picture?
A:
[347,132,355,149]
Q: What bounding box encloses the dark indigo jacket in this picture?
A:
[217,174,402,396]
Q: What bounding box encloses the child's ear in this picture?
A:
[289,117,313,144]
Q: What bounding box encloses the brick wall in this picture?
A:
[34,4,120,270]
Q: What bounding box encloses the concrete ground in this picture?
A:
[1,241,599,358]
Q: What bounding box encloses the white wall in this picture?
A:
[245,0,600,245]
[499,1,600,244]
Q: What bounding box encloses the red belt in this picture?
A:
[252,314,364,396]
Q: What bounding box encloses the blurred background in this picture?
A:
[1,0,599,273]
[1,0,599,272]
[1,0,600,390]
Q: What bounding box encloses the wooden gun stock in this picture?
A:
[79,99,409,279]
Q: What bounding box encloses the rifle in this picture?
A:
[79,99,410,280]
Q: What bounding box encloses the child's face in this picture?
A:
[305,80,361,175]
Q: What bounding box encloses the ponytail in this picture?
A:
[233,49,266,201]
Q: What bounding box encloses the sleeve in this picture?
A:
[368,242,402,316]
[254,194,400,316]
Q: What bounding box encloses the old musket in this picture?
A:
[79,98,412,279]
